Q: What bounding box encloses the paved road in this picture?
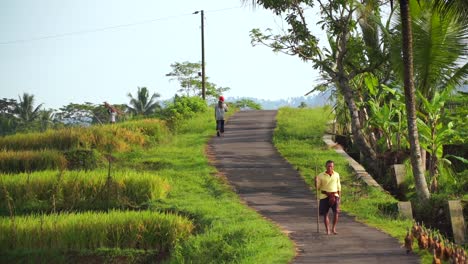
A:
[208,110,420,264]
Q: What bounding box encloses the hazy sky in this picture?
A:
[1,0,325,109]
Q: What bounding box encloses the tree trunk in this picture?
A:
[338,77,380,176]
[399,0,430,201]
[333,18,380,176]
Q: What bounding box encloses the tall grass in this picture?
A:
[0,150,67,173]
[117,119,170,144]
[0,210,193,251]
[0,125,147,152]
[0,170,170,214]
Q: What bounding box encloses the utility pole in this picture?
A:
[194,10,206,100]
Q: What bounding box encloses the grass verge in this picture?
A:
[117,109,295,263]
[273,107,435,264]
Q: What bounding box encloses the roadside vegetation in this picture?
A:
[273,106,466,264]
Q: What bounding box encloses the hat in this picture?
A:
[219,96,224,102]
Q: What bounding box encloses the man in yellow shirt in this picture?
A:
[315,160,341,235]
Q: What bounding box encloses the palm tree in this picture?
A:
[399,0,431,201]
[39,109,55,131]
[15,93,43,123]
[391,0,468,198]
[393,0,468,101]
[127,87,161,116]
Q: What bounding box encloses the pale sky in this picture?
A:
[0,0,325,110]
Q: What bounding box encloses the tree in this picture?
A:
[127,87,161,116]
[392,0,468,102]
[393,0,468,200]
[233,99,262,110]
[243,0,433,200]
[14,93,43,123]
[166,61,230,102]
[0,98,19,135]
[247,0,386,176]
[56,102,100,125]
[38,109,56,131]
[166,62,201,96]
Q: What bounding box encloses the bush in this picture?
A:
[412,195,453,240]
[63,149,100,171]
[162,96,208,130]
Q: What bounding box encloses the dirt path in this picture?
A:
[208,110,420,264]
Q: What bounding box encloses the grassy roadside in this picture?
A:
[273,107,433,264]
[117,109,295,263]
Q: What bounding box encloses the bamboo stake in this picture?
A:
[315,158,319,233]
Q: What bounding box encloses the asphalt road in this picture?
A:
[208,110,420,264]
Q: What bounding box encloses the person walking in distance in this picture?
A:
[104,102,121,124]
[215,96,228,136]
[315,160,341,235]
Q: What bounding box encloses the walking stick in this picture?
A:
[315,158,320,233]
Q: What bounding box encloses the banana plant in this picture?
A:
[416,89,455,179]
[362,72,407,151]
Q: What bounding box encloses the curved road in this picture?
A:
[208,110,420,264]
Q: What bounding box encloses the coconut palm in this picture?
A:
[39,109,56,131]
[393,0,468,101]
[127,87,161,116]
[390,0,468,197]
[398,0,431,201]
[15,93,43,123]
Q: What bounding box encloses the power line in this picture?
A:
[0,6,242,45]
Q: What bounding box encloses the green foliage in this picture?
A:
[391,0,468,99]
[445,91,468,145]
[0,210,193,251]
[14,93,43,124]
[233,98,262,110]
[116,110,295,263]
[0,170,170,215]
[273,107,425,255]
[365,81,407,151]
[166,61,230,101]
[126,87,161,116]
[162,96,208,131]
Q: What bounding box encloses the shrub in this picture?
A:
[162,96,208,130]
[63,149,100,171]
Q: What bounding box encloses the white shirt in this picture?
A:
[215,103,228,120]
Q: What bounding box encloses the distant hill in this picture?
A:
[227,91,331,110]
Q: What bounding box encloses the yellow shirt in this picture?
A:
[316,171,341,199]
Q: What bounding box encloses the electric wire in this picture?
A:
[0,6,242,45]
